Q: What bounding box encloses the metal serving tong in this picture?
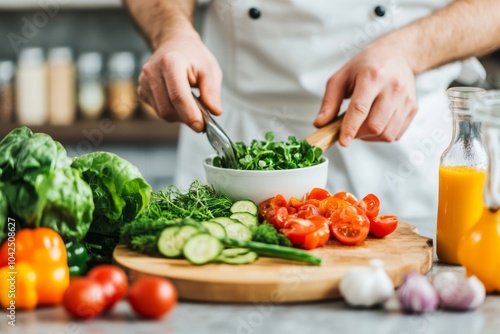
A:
[192,92,239,169]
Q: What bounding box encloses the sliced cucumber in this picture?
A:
[157,226,181,258]
[225,222,252,242]
[176,225,200,252]
[183,234,223,265]
[220,251,258,265]
[230,200,258,215]
[201,221,227,238]
[211,217,238,227]
[221,248,251,258]
[230,212,258,228]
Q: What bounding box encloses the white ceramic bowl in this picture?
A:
[203,155,329,205]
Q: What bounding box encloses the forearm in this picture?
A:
[122,0,198,49]
[380,0,500,75]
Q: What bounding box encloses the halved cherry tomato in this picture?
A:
[297,204,322,219]
[357,194,380,218]
[332,191,358,205]
[303,199,321,207]
[258,194,288,222]
[319,197,350,218]
[370,214,398,238]
[269,206,289,228]
[330,205,370,245]
[281,215,329,250]
[306,188,331,201]
[289,197,303,208]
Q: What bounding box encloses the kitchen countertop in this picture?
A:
[2,218,500,334]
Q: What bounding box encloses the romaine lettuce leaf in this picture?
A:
[71,152,152,229]
[35,168,94,241]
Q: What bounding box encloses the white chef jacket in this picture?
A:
[175,0,479,222]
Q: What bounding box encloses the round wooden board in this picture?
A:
[113,222,433,303]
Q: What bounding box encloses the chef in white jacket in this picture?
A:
[124,0,500,222]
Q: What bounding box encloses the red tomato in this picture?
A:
[269,206,289,228]
[306,188,331,201]
[87,265,128,310]
[297,204,322,219]
[281,215,330,250]
[128,277,177,319]
[258,194,288,222]
[333,191,358,205]
[319,197,349,218]
[330,205,370,245]
[370,214,399,238]
[357,194,380,218]
[62,278,106,320]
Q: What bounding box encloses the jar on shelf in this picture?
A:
[77,52,106,120]
[107,52,137,120]
[15,47,48,126]
[0,60,15,123]
[458,90,500,292]
[139,52,159,119]
[436,87,488,265]
[48,47,76,126]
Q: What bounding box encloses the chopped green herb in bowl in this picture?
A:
[213,132,323,170]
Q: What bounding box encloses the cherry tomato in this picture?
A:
[87,265,128,310]
[370,214,399,238]
[319,197,349,218]
[303,199,321,207]
[289,197,303,208]
[258,194,288,222]
[357,194,380,218]
[333,191,358,205]
[62,278,106,320]
[269,206,289,228]
[330,205,370,245]
[128,276,177,319]
[297,204,322,219]
[306,188,331,201]
[281,215,330,250]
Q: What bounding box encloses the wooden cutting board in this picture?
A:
[113,222,433,303]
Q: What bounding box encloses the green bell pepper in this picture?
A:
[65,241,88,276]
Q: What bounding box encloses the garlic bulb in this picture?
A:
[339,259,394,307]
[397,271,439,313]
[431,271,485,310]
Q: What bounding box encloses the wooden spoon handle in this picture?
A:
[305,113,344,152]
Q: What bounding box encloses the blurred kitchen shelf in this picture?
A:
[0,120,180,144]
[0,0,122,9]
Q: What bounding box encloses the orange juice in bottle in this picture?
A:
[436,87,487,265]
[458,90,500,292]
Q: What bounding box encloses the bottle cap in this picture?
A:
[0,61,15,83]
[108,52,135,80]
[77,52,103,79]
[48,47,73,64]
[18,47,44,66]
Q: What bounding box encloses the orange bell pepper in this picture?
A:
[0,227,70,309]
[458,208,500,292]
[0,263,38,310]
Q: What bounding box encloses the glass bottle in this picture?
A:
[48,47,76,125]
[107,52,137,120]
[15,47,48,126]
[458,90,500,292]
[77,52,106,120]
[0,60,15,123]
[436,87,487,265]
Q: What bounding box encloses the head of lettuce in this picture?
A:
[0,127,152,243]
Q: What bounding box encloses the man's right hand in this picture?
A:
[137,29,223,133]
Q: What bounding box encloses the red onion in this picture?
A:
[397,271,439,313]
